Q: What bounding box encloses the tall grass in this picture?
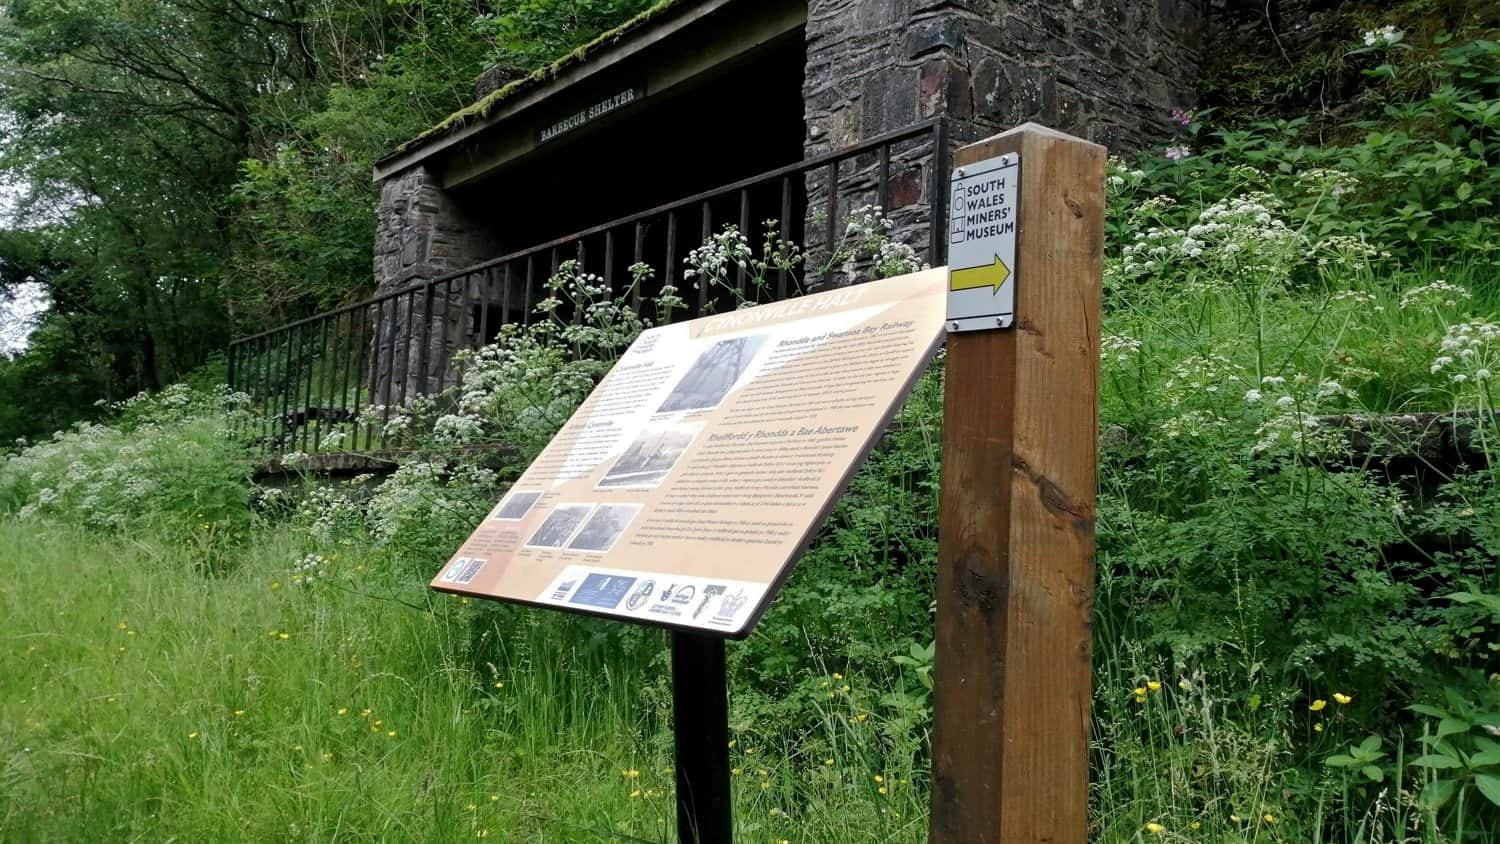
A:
[0,520,928,842]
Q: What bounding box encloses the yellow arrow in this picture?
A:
[949,255,1011,294]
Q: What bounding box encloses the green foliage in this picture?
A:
[0,385,254,553]
[1156,27,1500,267]
[0,0,649,438]
[475,0,661,70]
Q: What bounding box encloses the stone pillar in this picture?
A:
[803,0,1204,268]
[806,0,1203,151]
[371,166,498,406]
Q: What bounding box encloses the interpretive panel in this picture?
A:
[431,268,948,637]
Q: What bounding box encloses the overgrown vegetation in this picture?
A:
[3,3,1500,843]
[0,0,654,442]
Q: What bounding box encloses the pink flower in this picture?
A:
[1169,108,1195,126]
[1164,145,1193,161]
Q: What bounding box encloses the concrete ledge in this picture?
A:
[254,443,522,479]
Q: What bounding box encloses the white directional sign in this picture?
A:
[947,153,1019,331]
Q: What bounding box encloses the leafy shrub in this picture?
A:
[1125,34,1500,272]
[0,385,254,558]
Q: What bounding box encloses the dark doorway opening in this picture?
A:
[453,29,807,257]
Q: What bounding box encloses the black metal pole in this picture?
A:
[672,631,732,844]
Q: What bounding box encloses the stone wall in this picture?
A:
[802,0,1206,270]
[1206,0,1342,52]
[371,167,497,404]
[804,0,1205,152]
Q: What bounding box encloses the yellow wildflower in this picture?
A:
[823,758,833,766]
[1178,679,1192,691]
[1146,680,1161,692]
[233,710,245,717]
[337,708,348,715]
[1263,812,1277,824]
[188,731,199,739]
[1309,699,1326,711]
[873,774,884,783]
[1189,821,1201,830]
[1333,692,1352,705]
[833,672,843,680]
[1145,822,1165,835]
[1314,722,1324,732]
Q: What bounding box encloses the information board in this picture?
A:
[432,268,948,637]
[947,153,1019,331]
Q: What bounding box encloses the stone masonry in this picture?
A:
[372,166,497,403]
[801,0,1204,271]
[804,0,1204,153]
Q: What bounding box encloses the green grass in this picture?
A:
[0,519,927,842]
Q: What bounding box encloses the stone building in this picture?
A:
[366,0,1207,401]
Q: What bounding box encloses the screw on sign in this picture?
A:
[947,152,1020,333]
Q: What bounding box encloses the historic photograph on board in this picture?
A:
[566,504,641,553]
[656,334,767,413]
[597,426,697,489]
[524,504,594,548]
[491,490,542,520]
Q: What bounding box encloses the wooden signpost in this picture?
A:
[435,122,1103,843]
[930,124,1105,843]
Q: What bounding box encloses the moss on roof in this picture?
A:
[383,0,690,161]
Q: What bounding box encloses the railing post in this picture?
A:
[929,118,950,267]
[930,123,1104,843]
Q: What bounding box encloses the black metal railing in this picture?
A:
[228,119,949,460]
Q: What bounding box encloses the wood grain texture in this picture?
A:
[930,123,1104,844]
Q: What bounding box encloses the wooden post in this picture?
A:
[929,124,1105,843]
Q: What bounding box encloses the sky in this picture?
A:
[0,143,51,358]
[0,281,48,358]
